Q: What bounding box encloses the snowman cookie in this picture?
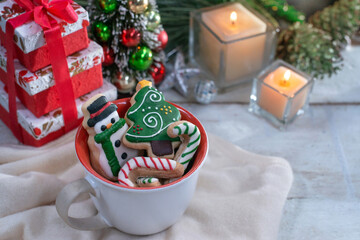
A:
[123,80,181,158]
[82,94,140,181]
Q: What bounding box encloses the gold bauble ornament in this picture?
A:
[112,72,136,93]
[128,0,148,14]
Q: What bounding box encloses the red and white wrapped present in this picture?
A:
[0,41,104,117]
[0,0,89,72]
[0,80,117,147]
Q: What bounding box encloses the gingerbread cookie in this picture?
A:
[168,121,201,170]
[82,94,140,181]
[137,177,161,188]
[123,80,181,158]
[118,157,184,187]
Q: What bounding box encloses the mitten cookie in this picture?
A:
[123,80,181,158]
[118,157,184,187]
[82,94,140,181]
[167,121,201,170]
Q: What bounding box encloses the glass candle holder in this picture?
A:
[189,2,277,91]
[249,60,314,128]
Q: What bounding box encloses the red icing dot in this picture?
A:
[137,125,140,127]
[133,126,136,129]
[137,128,139,131]
[133,130,136,133]
[34,127,41,136]
[137,132,140,134]
[140,128,143,130]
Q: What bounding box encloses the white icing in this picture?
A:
[172,122,201,169]
[128,89,162,115]
[94,111,119,134]
[137,177,159,184]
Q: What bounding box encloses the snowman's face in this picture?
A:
[94,111,120,134]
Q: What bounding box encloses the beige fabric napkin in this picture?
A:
[0,131,293,240]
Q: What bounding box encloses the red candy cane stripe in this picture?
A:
[118,179,129,186]
[126,161,132,171]
[150,157,159,170]
[121,168,128,179]
[134,157,141,167]
[159,158,166,170]
[142,157,150,168]
[166,159,173,170]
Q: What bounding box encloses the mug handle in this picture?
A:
[56,178,110,230]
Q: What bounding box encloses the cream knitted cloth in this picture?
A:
[0,131,292,240]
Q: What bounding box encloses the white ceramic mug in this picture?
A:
[56,99,208,235]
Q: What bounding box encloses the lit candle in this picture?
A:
[230,11,237,25]
[199,3,267,84]
[258,66,309,120]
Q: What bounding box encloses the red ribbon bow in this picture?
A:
[16,0,78,29]
[6,0,79,142]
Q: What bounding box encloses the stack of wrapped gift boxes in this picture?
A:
[0,1,117,146]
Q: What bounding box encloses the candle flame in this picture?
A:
[280,70,291,87]
[230,11,237,25]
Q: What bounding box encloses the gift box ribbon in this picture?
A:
[6,0,78,141]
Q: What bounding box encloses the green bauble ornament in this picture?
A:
[97,0,118,13]
[145,10,161,31]
[129,46,153,71]
[128,0,149,14]
[93,21,112,42]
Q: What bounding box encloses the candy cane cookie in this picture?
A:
[167,121,201,170]
[118,157,184,187]
[137,177,161,187]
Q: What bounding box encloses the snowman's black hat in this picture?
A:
[87,96,118,127]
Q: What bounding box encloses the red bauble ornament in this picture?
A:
[149,62,165,85]
[102,45,115,66]
[34,127,41,136]
[121,28,141,47]
[157,30,168,50]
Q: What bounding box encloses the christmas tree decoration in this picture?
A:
[97,0,118,14]
[145,9,161,31]
[194,79,218,104]
[255,0,305,23]
[128,0,149,14]
[149,62,166,85]
[102,45,115,66]
[309,0,360,46]
[129,46,153,71]
[112,72,137,93]
[121,28,141,47]
[277,22,342,79]
[93,21,112,42]
[157,30,168,50]
[83,0,167,86]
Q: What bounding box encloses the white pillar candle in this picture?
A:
[200,3,267,83]
[259,66,309,120]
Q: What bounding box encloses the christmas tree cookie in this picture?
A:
[123,80,181,158]
[82,94,140,181]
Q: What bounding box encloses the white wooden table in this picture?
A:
[1,46,360,239]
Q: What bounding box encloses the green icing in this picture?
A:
[94,119,125,177]
[125,86,180,143]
